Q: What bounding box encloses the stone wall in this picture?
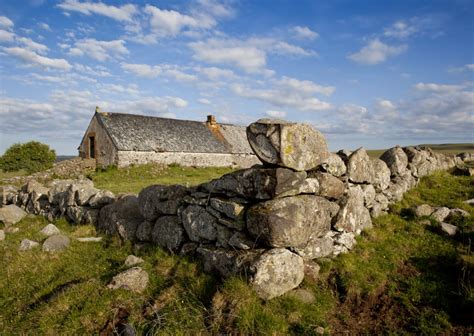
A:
[116,151,260,169]
[1,119,469,300]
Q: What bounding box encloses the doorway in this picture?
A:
[89,136,95,158]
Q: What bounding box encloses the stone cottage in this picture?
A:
[78,110,260,168]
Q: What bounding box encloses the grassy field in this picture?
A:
[0,171,472,334]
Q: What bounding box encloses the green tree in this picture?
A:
[0,141,56,173]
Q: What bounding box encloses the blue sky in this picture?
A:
[0,0,473,155]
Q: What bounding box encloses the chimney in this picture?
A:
[207,115,217,126]
[95,106,100,113]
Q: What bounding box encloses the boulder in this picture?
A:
[40,223,60,236]
[371,159,391,191]
[361,184,376,208]
[228,232,255,250]
[210,198,245,220]
[97,195,143,241]
[0,185,18,205]
[403,147,433,177]
[414,204,434,217]
[151,216,186,252]
[124,255,144,267]
[180,205,218,242]
[380,146,408,177]
[107,267,149,293]
[298,178,320,194]
[202,167,307,200]
[42,234,70,252]
[333,186,372,233]
[48,179,93,205]
[0,204,27,226]
[292,235,334,260]
[138,184,188,221]
[246,119,329,171]
[22,180,49,195]
[247,195,336,247]
[136,220,153,242]
[250,248,304,300]
[75,186,99,205]
[313,172,345,199]
[431,207,450,222]
[346,148,373,184]
[19,239,39,251]
[321,153,347,177]
[440,222,458,236]
[89,190,115,209]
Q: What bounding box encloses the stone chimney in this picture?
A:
[207,115,217,126]
[95,106,100,113]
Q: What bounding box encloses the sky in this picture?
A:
[0,0,473,155]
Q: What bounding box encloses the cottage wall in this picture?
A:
[78,116,117,167]
[116,151,260,168]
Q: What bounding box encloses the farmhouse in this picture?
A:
[78,109,260,168]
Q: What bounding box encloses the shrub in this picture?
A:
[0,141,56,173]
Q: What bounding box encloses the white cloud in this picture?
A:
[165,67,197,82]
[38,22,52,31]
[16,37,49,54]
[196,66,235,80]
[74,63,111,77]
[448,63,474,73]
[57,0,137,22]
[290,26,319,40]
[0,16,14,29]
[384,20,417,39]
[348,39,407,65]
[277,76,335,96]
[198,98,211,104]
[383,16,445,40]
[414,82,465,93]
[145,5,204,37]
[266,110,287,118]
[4,47,72,70]
[272,41,317,56]
[121,63,162,78]
[0,29,15,42]
[68,39,128,61]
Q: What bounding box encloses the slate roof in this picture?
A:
[95,112,254,154]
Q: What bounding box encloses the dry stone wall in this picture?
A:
[0,119,469,300]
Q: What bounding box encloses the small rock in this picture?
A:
[315,326,325,335]
[414,204,434,217]
[19,239,39,251]
[440,222,458,236]
[40,223,60,236]
[304,260,321,282]
[107,267,149,293]
[431,207,450,222]
[464,199,474,205]
[42,234,70,252]
[0,229,5,241]
[76,237,103,242]
[124,255,144,268]
[0,204,27,226]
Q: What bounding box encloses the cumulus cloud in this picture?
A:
[0,16,14,29]
[276,76,335,96]
[121,62,197,82]
[196,66,235,80]
[145,5,205,37]
[16,37,49,54]
[57,0,137,22]
[68,39,128,61]
[121,63,162,78]
[4,47,72,70]
[0,29,15,42]
[265,110,287,118]
[38,22,52,31]
[348,39,407,65]
[384,20,418,39]
[290,26,319,40]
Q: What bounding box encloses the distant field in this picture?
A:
[366,143,474,159]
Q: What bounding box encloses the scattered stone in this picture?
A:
[431,207,450,222]
[107,267,149,293]
[0,229,4,241]
[414,204,434,217]
[42,234,70,252]
[247,119,329,171]
[124,255,144,268]
[40,223,60,236]
[346,148,373,184]
[250,248,304,300]
[380,146,408,177]
[0,204,27,226]
[287,288,315,304]
[76,237,103,242]
[151,216,186,252]
[440,222,458,236]
[19,239,39,251]
[304,260,321,282]
[361,184,376,208]
[321,153,347,177]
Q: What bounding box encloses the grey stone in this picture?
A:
[181,205,218,242]
[371,194,389,218]
[0,185,18,205]
[107,267,149,293]
[414,204,434,217]
[202,167,307,200]
[229,231,255,250]
[0,204,27,226]
[247,195,335,248]
[247,119,329,171]
[440,222,458,236]
[380,146,408,177]
[124,255,144,267]
[321,153,347,177]
[464,199,474,205]
[40,223,60,236]
[287,288,315,304]
[216,224,233,248]
[89,190,115,209]
[19,239,39,251]
[293,235,334,260]
[304,260,321,282]
[76,237,102,242]
[347,148,373,184]
[371,159,391,191]
[22,180,49,195]
[75,186,99,205]
[313,172,345,199]
[42,234,70,252]
[138,184,188,221]
[152,216,186,252]
[0,229,4,241]
[180,242,198,256]
[82,208,99,226]
[210,198,245,219]
[298,178,320,194]
[361,184,376,208]
[448,208,470,219]
[333,186,372,233]
[97,195,143,241]
[431,207,450,222]
[136,220,154,242]
[4,227,19,234]
[250,248,304,300]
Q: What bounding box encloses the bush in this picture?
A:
[0,141,56,173]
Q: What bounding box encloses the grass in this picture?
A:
[0,169,28,181]
[88,164,235,194]
[0,171,473,334]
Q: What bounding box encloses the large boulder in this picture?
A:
[247,195,336,247]
[321,153,347,177]
[380,146,408,177]
[250,248,304,300]
[151,216,186,252]
[180,205,218,242]
[138,184,189,221]
[0,204,27,226]
[371,159,391,191]
[202,167,307,200]
[333,186,372,233]
[246,119,329,171]
[346,148,373,184]
[97,195,143,241]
